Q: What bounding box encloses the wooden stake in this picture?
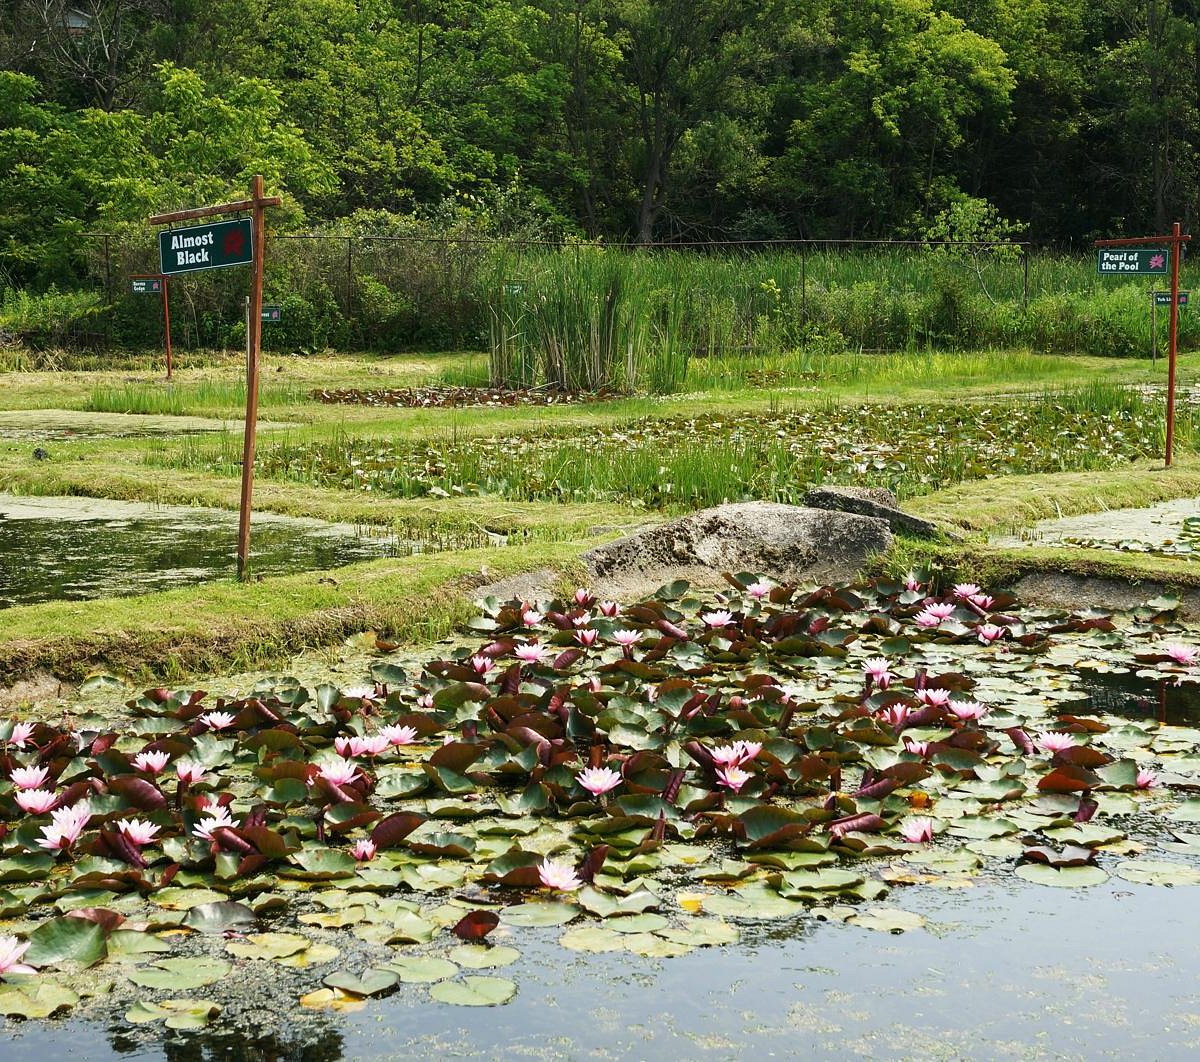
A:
[162,276,173,380]
[1167,221,1182,467]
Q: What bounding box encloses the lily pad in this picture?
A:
[322,968,399,997]
[1014,863,1109,887]
[448,945,520,969]
[429,975,517,1007]
[128,957,232,991]
[1116,859,1200,886]
[126,998,221,1030]
[500,902,581,927]
[384,956,460,983]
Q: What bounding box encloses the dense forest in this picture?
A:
[0,0,1198,286]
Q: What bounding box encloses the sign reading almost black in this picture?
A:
[261,305,282,322]
[158,218,253,276]
[131,278,162,294]
[1096,248,1169,275]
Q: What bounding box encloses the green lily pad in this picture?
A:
[847,906,927,933]
[23,917,107,968]
[1116,859,1200,886]
[225,932,311,961]
[106,930,173,962]
[183,901,257,934]
[655,919,740,947]
[430,975,517,1007]
[384,956,460,983]
[1014,863,1109,887]
[128,957,232,991]
[126,997,221,1029]
[323,968,399,997]
[448,945,520,969]
[500,902,581,927]
[0,981,79,1018]
[621,932,693,958]
[559,926,628,952]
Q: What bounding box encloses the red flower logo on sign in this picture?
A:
[224,228,246,257]
[1150,254,1166,270]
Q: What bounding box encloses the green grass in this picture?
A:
[84,379,310,417]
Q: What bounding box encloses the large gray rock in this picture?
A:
[581,502,891,598]
[803,486,947,539]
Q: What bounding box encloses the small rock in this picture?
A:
[803,486,948,539]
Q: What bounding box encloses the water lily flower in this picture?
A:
[1136,769,1160,789]
[899,817,935,843]
[537,857,583,892]
[573,629,599,648]
[200,711,237,731]
[734,740,762,763]
[949,700,989,722]
[597,601,621,617]
[334,736,355,757]
[514,642,547,663]
[574,588,593,606]
[316,758,361,787]
[710,744,744,767]
[914,607,947,629]
[131,750,170,774]
[701,610,735,629]
[953,583,982,599]
[341,685,376,700]
[175,761,207,785]
[1163,643,1198,666]
[1034,730,1078,755]
[380,724,418,747]
[521,610,545,628]
[977,624,1007,644]
[716,765,751,793]
[612,629,642,647]
[903,738,930,757]
[15,789,57,814]
[746,580,773,600]
[577,766,622,797]
[571,615,591,628]
[904,576,924,592]
[37,803,90,851]
[0,937,35,978]
[469,655,495,676]
[862,657,893,689]
[969,593,996,611]
[879,704,913,727]
[8,722,34,749]
[118,819,160,846]
[351,839,377,862]
[348,734,389,757]
[915,688,952,708]
[416,693,435,710]
[9,765,49,790]
[193,808,238,840]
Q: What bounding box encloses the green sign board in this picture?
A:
[1097,248,1169,275]
[158,218,253,276]
[261,305,282,322]
[131,278,162,294]
[1153,291,1189,306]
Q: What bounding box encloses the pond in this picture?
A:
[991,495,1200,558]
[0,409,253,441]
[2,575,1199,1059]
[0,495,500,606]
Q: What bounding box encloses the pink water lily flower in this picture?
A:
[914,608,947,629]
[915,688,952,708]
[416,693,435,710]
[351,839,377,862]
[469,655,495,676]
[8,722,34,749]
[735,740,762,763]
[949,700,989,722]
[131,750,170,774]
[1034,730,1078,755]
[899,817,935,843]
[380,724,418,747]
[334,736,354,757]
[574,588,593,606]
[521,610,545,628]
[969,593,996,611]
[710,744,744,767]
[903,738,930,757]
[879,703,913,727]
[117,818,160,846]
[193,808,238,841]
[9,765,49,790]
[37,803,90,852]
[316,758,361,787]
[746,580,773,600]
[574,629,599,648]
[175,761,207,785]
[538,857,583,891]
[953,583,982,599]
[0,936,35,978]
[612,629,642,647]
[904,576,924,592]
[716,765,751,793]
[701,610,735,629]
[976,623,1007,644]
[862,657,893,689]
[571,615,590,628]
[1163,643,1198,666]
[514,642,548,663]
[598,601,621,617]
[200,711,237,731]
[348,734,389,757]
[15,789,57,814]
[1136,769,1160,789]
[577,766,622,797]
[341,685,376,701]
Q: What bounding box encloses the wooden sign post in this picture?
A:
[148,176,282,580]
[130,274,173,379]
[1096,223,1192,466]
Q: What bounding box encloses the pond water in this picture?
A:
[0,495,500,606]
[0,409,249,441]
[991,496,1200,557]
[3,877,1196,1060]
